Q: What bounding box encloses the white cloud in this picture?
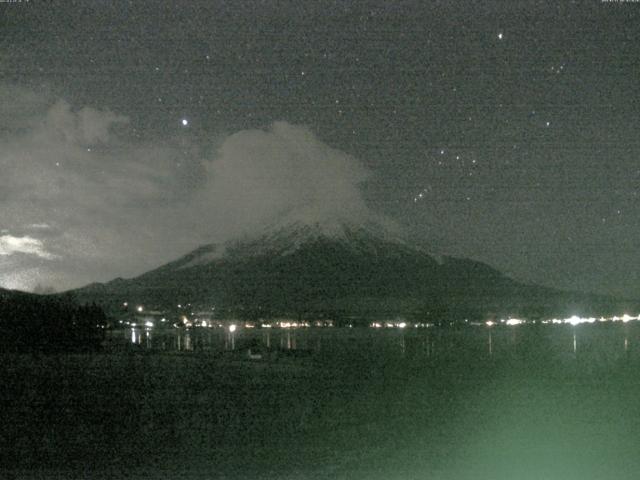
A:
[0,235,56,259]
[0,86,390,291]
[28,223,52,230]
[195,121,378,238]
[37,99,129,145]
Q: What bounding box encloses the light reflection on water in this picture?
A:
[109,323,640,364]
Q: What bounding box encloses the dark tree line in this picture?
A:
[0,293,106,352]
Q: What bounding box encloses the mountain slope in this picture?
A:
[74,222,637,321]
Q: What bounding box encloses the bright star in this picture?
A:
[181,119,189,126]
[498,32,503,40]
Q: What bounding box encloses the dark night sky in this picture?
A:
[1,0,640,297]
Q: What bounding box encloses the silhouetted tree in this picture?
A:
[0,293,106,352]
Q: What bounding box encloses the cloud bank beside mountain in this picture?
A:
[0,86,388,291]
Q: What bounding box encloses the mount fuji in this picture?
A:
[73,220,634,322]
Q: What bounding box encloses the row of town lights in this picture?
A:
[488,314,640,327]
[122,302,640,329]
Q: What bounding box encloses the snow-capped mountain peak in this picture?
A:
[177,217,422,269]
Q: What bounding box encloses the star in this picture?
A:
[181,119,189,127]
[497,32,503,40]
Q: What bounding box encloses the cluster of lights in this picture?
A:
[487,314,640,327]
[162,319,336,330]
[275,321,310,328]
[505,318,524,326]
[120,300,640,332]
[549,314,640,325]
[370,321,426,329]
[129,315,640,330]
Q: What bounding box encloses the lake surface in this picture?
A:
[3,323,640,479]
[111,322,640,364]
